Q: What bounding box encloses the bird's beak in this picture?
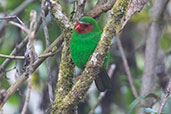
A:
[75,21,81,30]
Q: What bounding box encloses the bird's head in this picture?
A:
[74,16,100,34]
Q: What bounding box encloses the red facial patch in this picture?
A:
[75,21,93,34]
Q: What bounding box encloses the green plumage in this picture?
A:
[70,16,112,92]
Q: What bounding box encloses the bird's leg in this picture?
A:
[89,54,92,60]
[77,75,80,80]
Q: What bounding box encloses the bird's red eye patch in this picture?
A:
[75,21,93,34]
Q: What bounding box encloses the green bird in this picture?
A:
[70,16,112,92]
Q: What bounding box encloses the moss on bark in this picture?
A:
[50,0,131,113]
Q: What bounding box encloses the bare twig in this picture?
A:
[0,50,60,60]
[0,0,36,33]
[157,78,171,114]
[85,0,116,18]
[0,54,25,59]
[108,64,116,77]
[116,35,138,98]
[0,34,63,109]
[9,21,29,33]
[73,0,87,22]
[89,92,106,114]
[70,1,76,21]
[21,78,32,114]
[121,0,149,30]
[0,16,29,33]
[41,0,54,104]
[0,5,48,76]
[88,64,115,114]
[0,16,25,26]
[21,10,37,114]
[0,37,28,75]
[139,0,169,111]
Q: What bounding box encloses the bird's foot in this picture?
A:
[89,54,92,60]
[77,75,80,80]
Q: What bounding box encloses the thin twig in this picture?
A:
[139,0,169,111]
[0,37,28,74]
[116,35,138,98]
[21,77,32,114]
[9,21,29,34]
[108,64,116,77]
[85,0,116,18]
[0,16,24,25]
[157,78,171,114]
[41,0,54,104]
[0,50,60,60]
[0,6,48,75]
[0,0,35,32]
[89,92,106,114]
[73,0,86,23]
[0,54,25,59]
[70,1,76,21]
[0,34,63,109]
[21,10,37,114]
[88,64,115,114]
[0,16,29,33]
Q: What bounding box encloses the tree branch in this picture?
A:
[85,0,116,18]
[0,50,60,60]
[0,34,63,109]
[50,0,149,113]
[9,21,29,34]
[88,64,115,114]
[157,78,171,114]
[21,10,37,114]
[0,5,48,76]
[41,0,54,104]
[0,54,25,59]
[0,0,36,33]
[73,0,87,22]
[139,0,169,113]
[49,1,75,113]
[116,35,138,98]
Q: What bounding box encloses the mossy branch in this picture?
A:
[49,0,149,113]
[49,0,75,113]
[50,0,131,113]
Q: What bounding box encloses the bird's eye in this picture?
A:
[83,24,89,28]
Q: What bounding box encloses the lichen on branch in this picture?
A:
[49,0,75,113]
[50,0,132,113]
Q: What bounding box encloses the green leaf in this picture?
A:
[130,6,149,22]
[7,93,19,106]
[52,46,57,52]
[164,98,171,114]
[141,108,165,114]
[127,94,148,114]
[160,33,171,52]
[141,108,157,113]
[127,93,160,114]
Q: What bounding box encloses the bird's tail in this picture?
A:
[94,68,113,92]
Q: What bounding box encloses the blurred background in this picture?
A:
[0,0,171,114]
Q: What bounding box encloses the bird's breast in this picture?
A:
[70,33,100,69]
